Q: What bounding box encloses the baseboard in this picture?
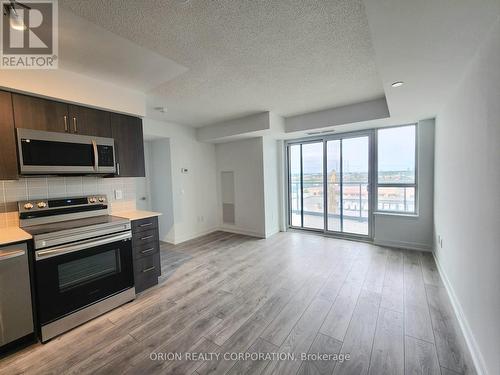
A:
[172,227,220,245]
[373,238,432,251]
[218,226,266,239]
[265,227,280,238]
[161,226,266,245]
[432,251,486,375]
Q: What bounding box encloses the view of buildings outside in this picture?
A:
[289,125,416,234]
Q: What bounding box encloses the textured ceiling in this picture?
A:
[59,9,188,92]
[60,0,383,126]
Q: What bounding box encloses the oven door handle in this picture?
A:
[35,231,131,261]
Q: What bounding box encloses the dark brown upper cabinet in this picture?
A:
[110,113,145,177]
[12,94,112,137]
[6,91,144,178]
[0,91,18,180]
[12,93,69,133]
[68,105,111,137]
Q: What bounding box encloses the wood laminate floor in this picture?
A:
[0,231,476,375]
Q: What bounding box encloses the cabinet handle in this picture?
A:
[139,223,153,228]
[140,235,153,241]
[140,248,155,254]
[73,117,78,133]
[142,266,156,273]
[63,115,68,132]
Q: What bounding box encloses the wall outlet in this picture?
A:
[114,189,123,200]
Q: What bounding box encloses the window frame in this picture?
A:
[374,124,418,216]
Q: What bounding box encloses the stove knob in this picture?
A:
[37,201,47,209]
[89,197,97,203]
[98,197,105,203]
[23,202,34,210]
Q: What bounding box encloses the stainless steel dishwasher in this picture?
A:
[0,243,34,350]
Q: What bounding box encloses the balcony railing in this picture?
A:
[290,181,414,220]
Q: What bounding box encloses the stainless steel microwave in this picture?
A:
[17,128,116,175]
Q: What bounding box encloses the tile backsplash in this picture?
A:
[0,176,142,228]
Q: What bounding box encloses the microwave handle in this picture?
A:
[35,231,132,261]
[116,162,120,176]
[92,140,99,171]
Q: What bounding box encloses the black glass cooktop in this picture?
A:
[22,215,129,236]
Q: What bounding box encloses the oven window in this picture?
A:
[58,249,121,291]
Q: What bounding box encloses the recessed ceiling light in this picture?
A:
[9,9,26,30]
[4,1,31,31]
[391,81,404,88]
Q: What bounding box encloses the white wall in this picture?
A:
[148,139,175,243]
[135,141,153,211]
[143,118,219,244]
[285,98,389,133]
[197,112,270,142]
[374,119,435,250]
[0,68,146,116]
[262,137,280,237]
[434,18,500,375]
[215,138,267,237]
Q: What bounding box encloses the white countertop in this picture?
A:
[0,210,161,246]
[0,227,32,246]
[114,210,162,221]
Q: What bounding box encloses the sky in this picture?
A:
[290,125,415,174]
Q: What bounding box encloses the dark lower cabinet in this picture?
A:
[0,91,18,180]
[131,216,161,293]
[111,114,145,177]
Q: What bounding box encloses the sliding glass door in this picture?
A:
[288,132,372,238]
[329,136,370,235]
[288,141,324,230]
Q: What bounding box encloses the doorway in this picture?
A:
[287,131,373,239]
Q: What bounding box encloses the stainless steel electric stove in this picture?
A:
[19,195,135,342]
